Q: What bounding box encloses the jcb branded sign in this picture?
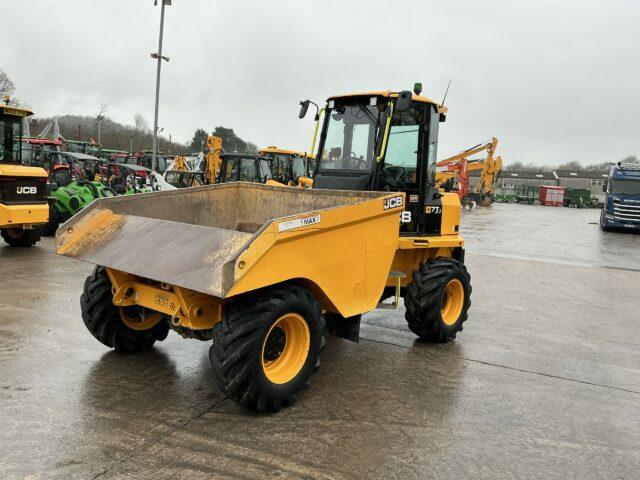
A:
[383,196,404,210]
[17,186,37,194]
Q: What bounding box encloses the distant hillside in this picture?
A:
[29,114,189,154]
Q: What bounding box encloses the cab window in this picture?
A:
[383,103,425,186]
[225,157,239,180]
[259,159,272,180]
[0,117,21,163]
[239,158,255,181]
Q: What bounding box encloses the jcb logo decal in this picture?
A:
[17,186,37,194]
[425,206,442,214]
[383,196,404,210]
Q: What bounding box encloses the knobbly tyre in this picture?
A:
[57,86,471,411]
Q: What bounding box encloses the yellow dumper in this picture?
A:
[1,102,49,246]
[58,86,472,411]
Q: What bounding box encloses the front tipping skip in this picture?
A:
[57,87,471,411]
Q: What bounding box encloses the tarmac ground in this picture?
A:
[0,203,639,479]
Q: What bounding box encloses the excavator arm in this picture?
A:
[436,137,502,207]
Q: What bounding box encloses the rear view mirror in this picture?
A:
[395,91,412,112]
[299,100,310,119]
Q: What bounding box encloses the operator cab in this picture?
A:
[259,147,314,187]
[302,87,449,236]
[1,104,29,165]
[218,153,274,184]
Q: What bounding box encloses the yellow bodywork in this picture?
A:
[57,183,412,330]
[0,203,49,229]
[328,91,448,114]
[387,192,462,288]
[204,136,223,184]
[0,164,49,229]
[259,146,315,188]
[259,146,307,157]
[172,155,190,171]
[0,104,33,117]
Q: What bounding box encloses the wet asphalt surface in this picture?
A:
[0,203,639,479]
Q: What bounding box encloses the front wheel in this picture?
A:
[404,257,472,342]
[210,284,324,412]
[1,228,41,247]
[41,206,70,237]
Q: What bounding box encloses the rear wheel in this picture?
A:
[210,284,324,412]
[80,266,169,352]
[1,228,41,247]
[404,257,471,342]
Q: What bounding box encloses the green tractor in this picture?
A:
[44,179,115,235]
[42,153,116,235]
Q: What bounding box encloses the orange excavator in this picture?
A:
[436,137,502,208]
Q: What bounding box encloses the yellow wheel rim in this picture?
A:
[119,306,162,331]
[441,279,464,326]
[261,313,310,385]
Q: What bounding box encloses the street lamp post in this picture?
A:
[96,114,104,145]
[151,0,171,172]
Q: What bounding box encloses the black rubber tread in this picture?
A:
[1,228,41,247]
[41,207,70,237]
[404,257,472,342]
[80,266,169,353]
[209,284,325,412]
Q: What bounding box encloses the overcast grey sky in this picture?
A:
[1,0,639,165]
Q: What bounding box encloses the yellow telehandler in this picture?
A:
[57,85,471,411]
[0,101,49,247]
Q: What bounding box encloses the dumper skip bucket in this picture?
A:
[56,183,406,317]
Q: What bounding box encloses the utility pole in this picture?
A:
[96,115,104,144]
[151,0,171,172]
[96,105,106,145]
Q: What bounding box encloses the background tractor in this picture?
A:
[259,146,315,188]
[57,85,471,412]
[41,152,116,235]
[0,101,49,247]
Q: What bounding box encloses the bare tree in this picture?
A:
[0,69,15,98]
[96,104,108,145]
[133,113,150,151]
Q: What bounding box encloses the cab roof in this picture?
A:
[327,90,446,112]
[259,146,307,157]
[22,137,62,145]
[0,104,33,117]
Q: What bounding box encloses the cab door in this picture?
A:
[380,102,427,234]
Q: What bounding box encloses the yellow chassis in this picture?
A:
[106,231,463,332]
[0,164,49,229]
[0,203,49,229]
